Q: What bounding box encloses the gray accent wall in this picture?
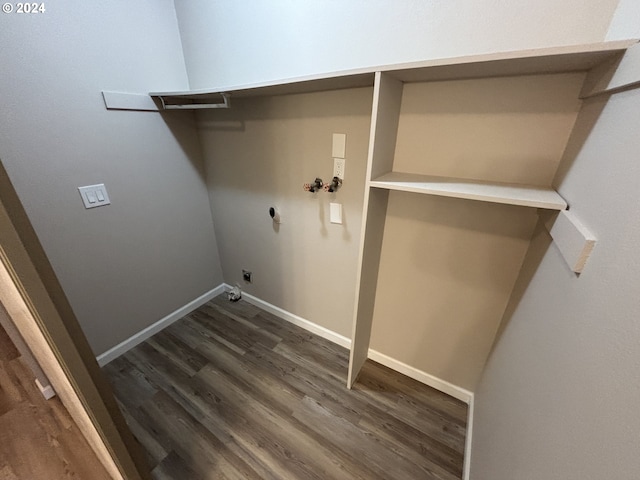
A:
[470,7,640,478]
[0,0,223,355]
[470,87,640,478]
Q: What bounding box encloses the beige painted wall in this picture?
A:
[369,74,585,391]
[370,193,537,390]
[394,74,586,186]
[198,88,373,338]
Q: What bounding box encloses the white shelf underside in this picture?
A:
[370,172,567,210]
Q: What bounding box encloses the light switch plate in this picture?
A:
[332,133,346,158]
[78,184,111,209]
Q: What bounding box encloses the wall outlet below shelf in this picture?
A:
[333,158,345,180]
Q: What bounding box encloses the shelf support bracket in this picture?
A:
[157,92,231,110]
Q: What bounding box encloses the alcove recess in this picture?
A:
[346,42,636,390]
[145,40,637,393]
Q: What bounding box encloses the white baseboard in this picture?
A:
[463,395,475,480]
[224,284,474,404]
[366,349,473,404]
[365,349,474,478]
[35,378,56,400]
[225,284,352,349]
[365,347,475,478]
[96,284,226,366]
[96,283,476,474]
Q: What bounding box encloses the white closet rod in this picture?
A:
[158,92,231,110]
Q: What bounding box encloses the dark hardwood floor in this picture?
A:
[0,323,111,479]
[104,295,468,479]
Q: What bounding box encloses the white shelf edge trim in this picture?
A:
[149,39,636,98]
[370,172,567,210]
[95,284,225,366]
[546,210,597,273]
[150,72,374,98]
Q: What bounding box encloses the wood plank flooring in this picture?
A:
[104,296,468,479]
[0,323,111,480]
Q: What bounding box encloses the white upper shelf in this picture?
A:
[370,172,567,210]
[149,40,636,101]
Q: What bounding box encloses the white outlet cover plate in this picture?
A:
[78,184,111,209]
[333,158,345,179]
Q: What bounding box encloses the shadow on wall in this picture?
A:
[156,110,211,180]
[553,95,609,188]
[370,191,538,389]
[485,94,609,359]
[487,219,552,356]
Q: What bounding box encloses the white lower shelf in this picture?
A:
[370,172,567,210]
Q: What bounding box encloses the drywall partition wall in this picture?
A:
[606,0,640,41]
[0,0,223,356]
[368,73,585,391]
[198,88,372,338]
[173,0,619,89]
[469,86,640,478]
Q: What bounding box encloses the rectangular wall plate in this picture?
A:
[330,202,343,224]
[332,133,346,158]
[78,184,111,209]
